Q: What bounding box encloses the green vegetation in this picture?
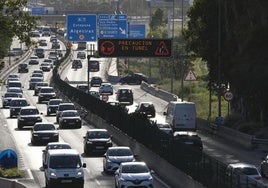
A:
[0,168,23,178]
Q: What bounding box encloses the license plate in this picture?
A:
[185,142,193,145]
[96,146,104,149]
[42,137,50,139]
[61,180,72,183]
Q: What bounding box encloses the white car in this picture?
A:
[103,146,135,173]
[115,162,154,188]
[99,83,113,95]
[226,163,263,186]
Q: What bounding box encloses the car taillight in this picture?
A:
[255,176,262,180]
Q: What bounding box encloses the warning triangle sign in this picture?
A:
[64,77,69,82]
[184,69,197,81]
[155,41,170,56]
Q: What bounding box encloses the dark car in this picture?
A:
[28,56,39,65]
[56,103,76,123]
[29,77,43,90]
[2,92,20,108]
[135,102,156,117]
[38,87,56,103]
[58,110,82,129]
[77,51,86,59]
[116,88,133,105]
[89,91,100,99]
[39,39,47,46]
[83,129,112,155]
[17,106,42,129]
[34,82,49,96]
[119,73,148,85]
[51,41,60,49]
[90,76,102,87]
[31,123,59,146]
[9,98,28,117]
[35,48,45,58]
[72,59,82,69]
[46,99,62,116]
[76,84,89,93]
[18,63,28,73]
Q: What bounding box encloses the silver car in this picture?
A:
[103,146,135,173]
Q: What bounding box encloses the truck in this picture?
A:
[163,101,197,131]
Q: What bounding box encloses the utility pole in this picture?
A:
[180,0,185,101]
[217,0,222,118]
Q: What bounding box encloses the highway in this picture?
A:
[0,36,267,188]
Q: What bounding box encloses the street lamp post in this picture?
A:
[87,43,96,93]
[180,0,184,102]
[146,0,152,82]
[217,0,222,118]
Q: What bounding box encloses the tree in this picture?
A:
[0,0,38,59]
[184,0,268,124]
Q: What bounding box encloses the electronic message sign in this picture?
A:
[98,39,172,58]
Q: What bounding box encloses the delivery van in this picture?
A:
[44,149,86,188]
[163,101,197,131]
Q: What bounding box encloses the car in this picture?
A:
[77,51,86,59]
[29,77,43,90]
[42,31,51,37]
[83,129,112,155]
[90,76,102,87]
[34,82,49,96]
[30,30,40,37]
[38,87,56,103]
[56,103,76,123]
[40,62,51,71]
[18,63,28,73]
[76,84,89,93]
[31,122,59,145]
[35,48,45,58]
[56,50,63,57]
[46,99,62,116]
[42,142,72,167]
[9,98,28,118]
[116,88,133,105]
[32,69,44,75]
[49,35,57,42]
[39,39,47,46]
[58,110,82,129]
[226,163,262,186]
[89,91,100,99]
[261,154,268,177]
[6,80,22,89]
[17,106,42,129]
[31,73,44,81]
[7,73,19,80]
[43,59,53,68]
[156,121,173,135]
[114,162,154,188]
[6,76,20,85]
[57,29,65,36]
[2,92,21,108]
[119,73,148,85]
[99,83,113,95]
[135,102,156,117]
[103,146,135,173]
[51,41,60,49]
[72,59,82,69]
[28,56,39,65]
[7,87,23,98]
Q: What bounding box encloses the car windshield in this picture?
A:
[50,156,82,169]
[8,88,22,93]
[49,100,61,105]
[108,149,132,156]
[34,124,55,131]
[11,100,27,106]
[20,108,39,115]
[47,144,71,150]
[235,167,259,175]
[19,64,27,68]
[4,93,19,98]
[59,105,75,111]
[44,59,52,63]
[32,74,42,77]
[40,88,54,93]
[36,83,48,87]
[87,131,110,139]
[122,164,149,173]
[30,78,42,82]
[62,111,79,117]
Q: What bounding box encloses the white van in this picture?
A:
[163,101,197,131]
[44,149,86,188]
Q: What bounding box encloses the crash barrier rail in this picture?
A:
[0,178,27,188]
[51,57,267,188]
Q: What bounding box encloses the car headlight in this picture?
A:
[119,177,126,182]
[19,117,25,121]
[33,133,39,137]
[63,119,67,123]
[37,117,42,121]
[39,94,43,97]
[76,171,83,177]
[86,140,92,144]
[147,176,153,181]
[53,133,59,136]
[50,172,57,177]
[107,139,112,144]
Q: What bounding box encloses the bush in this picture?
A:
[0,168,22,178]
[0,61,5,70]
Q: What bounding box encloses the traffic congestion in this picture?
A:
[1,26,268,188]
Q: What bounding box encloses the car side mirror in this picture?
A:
[83,136,86,139]
[150,170,155,174]
[163,112,167,116]
[43,164,48,169]
[83,163,86,168]
[42,150,46,153]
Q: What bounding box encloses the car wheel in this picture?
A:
[38,99,42,103]
[47,111,50,116]
[3,105,6,108]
